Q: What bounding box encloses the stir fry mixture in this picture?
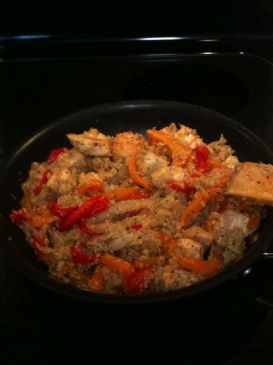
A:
[11,123,273,295]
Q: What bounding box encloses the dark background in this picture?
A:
[0,0,273,36]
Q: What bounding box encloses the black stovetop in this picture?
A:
[1,34,273,364]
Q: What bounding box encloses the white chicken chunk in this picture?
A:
[67,128,111,157]
[219,209,249,235]
[209,135,239,170]
[161,267,201,291]
[137,151,168,177]
[150,165,184,189]
[56,149,86,170]
[46,167,77,195]
[160,123,203,149]
[107,233,138,251]
[78,172,102,186]
[214,209,249,258]
[112,132,146,160]
[175,125,203,149]
[176,238,204,258]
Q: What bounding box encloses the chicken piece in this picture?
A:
[137,151,168,177]
[161,266,201,291]
[56,148,86,170]
[160,123,203,149]
[213,210,247,257]
[78,172,102,186]
[209,135,239,169]
[223,156,239,170]
[218,209,249,235]
[106,229,159,252]
[175,125,203,149]
[159,123,177,136]
[107,233,137,251]
[91,158,128,185]
[112,132,146,160]
[67,128,111,157]
[183,226,213,247]
[46,167,77,195]
[225,162,273,206]
[175,238,204,258]
[150,165,184,189]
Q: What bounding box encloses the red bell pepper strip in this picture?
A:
[78,220,102,237]
[32,236,46,256]
[47,147,67,163]
[124,267,151,295]
[59,195,110,231]
[126,210,140,218]
[195,145,210,173]
[33,169,52,196]
[31,229,48,259]
[48,201,77,219]
[168,181,196,197]
[70,244,98,265]
[128,224,142,231]
[11,209,29,225]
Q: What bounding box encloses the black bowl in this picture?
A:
[1,100,273,304]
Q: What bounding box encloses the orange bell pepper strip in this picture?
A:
[89,265,104,292]
[127,155,151,190]
[181,187,222,228]
[134,256,165,269]
[19,197,57,227]
[104,186,151,202]
[177,256,222,277]
[158,231,179,254]
[146,129,192,166]
[181,170,232,228]
[101,254,134,278]
[78,179,104,196]
[30,212,57,227]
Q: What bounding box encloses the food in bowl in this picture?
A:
[10,123,273,295]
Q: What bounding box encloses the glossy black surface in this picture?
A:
[1,52,273,158]
[0,1,272,36]
[1,34,273,364]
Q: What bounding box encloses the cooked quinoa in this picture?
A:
[10,123,266,295]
